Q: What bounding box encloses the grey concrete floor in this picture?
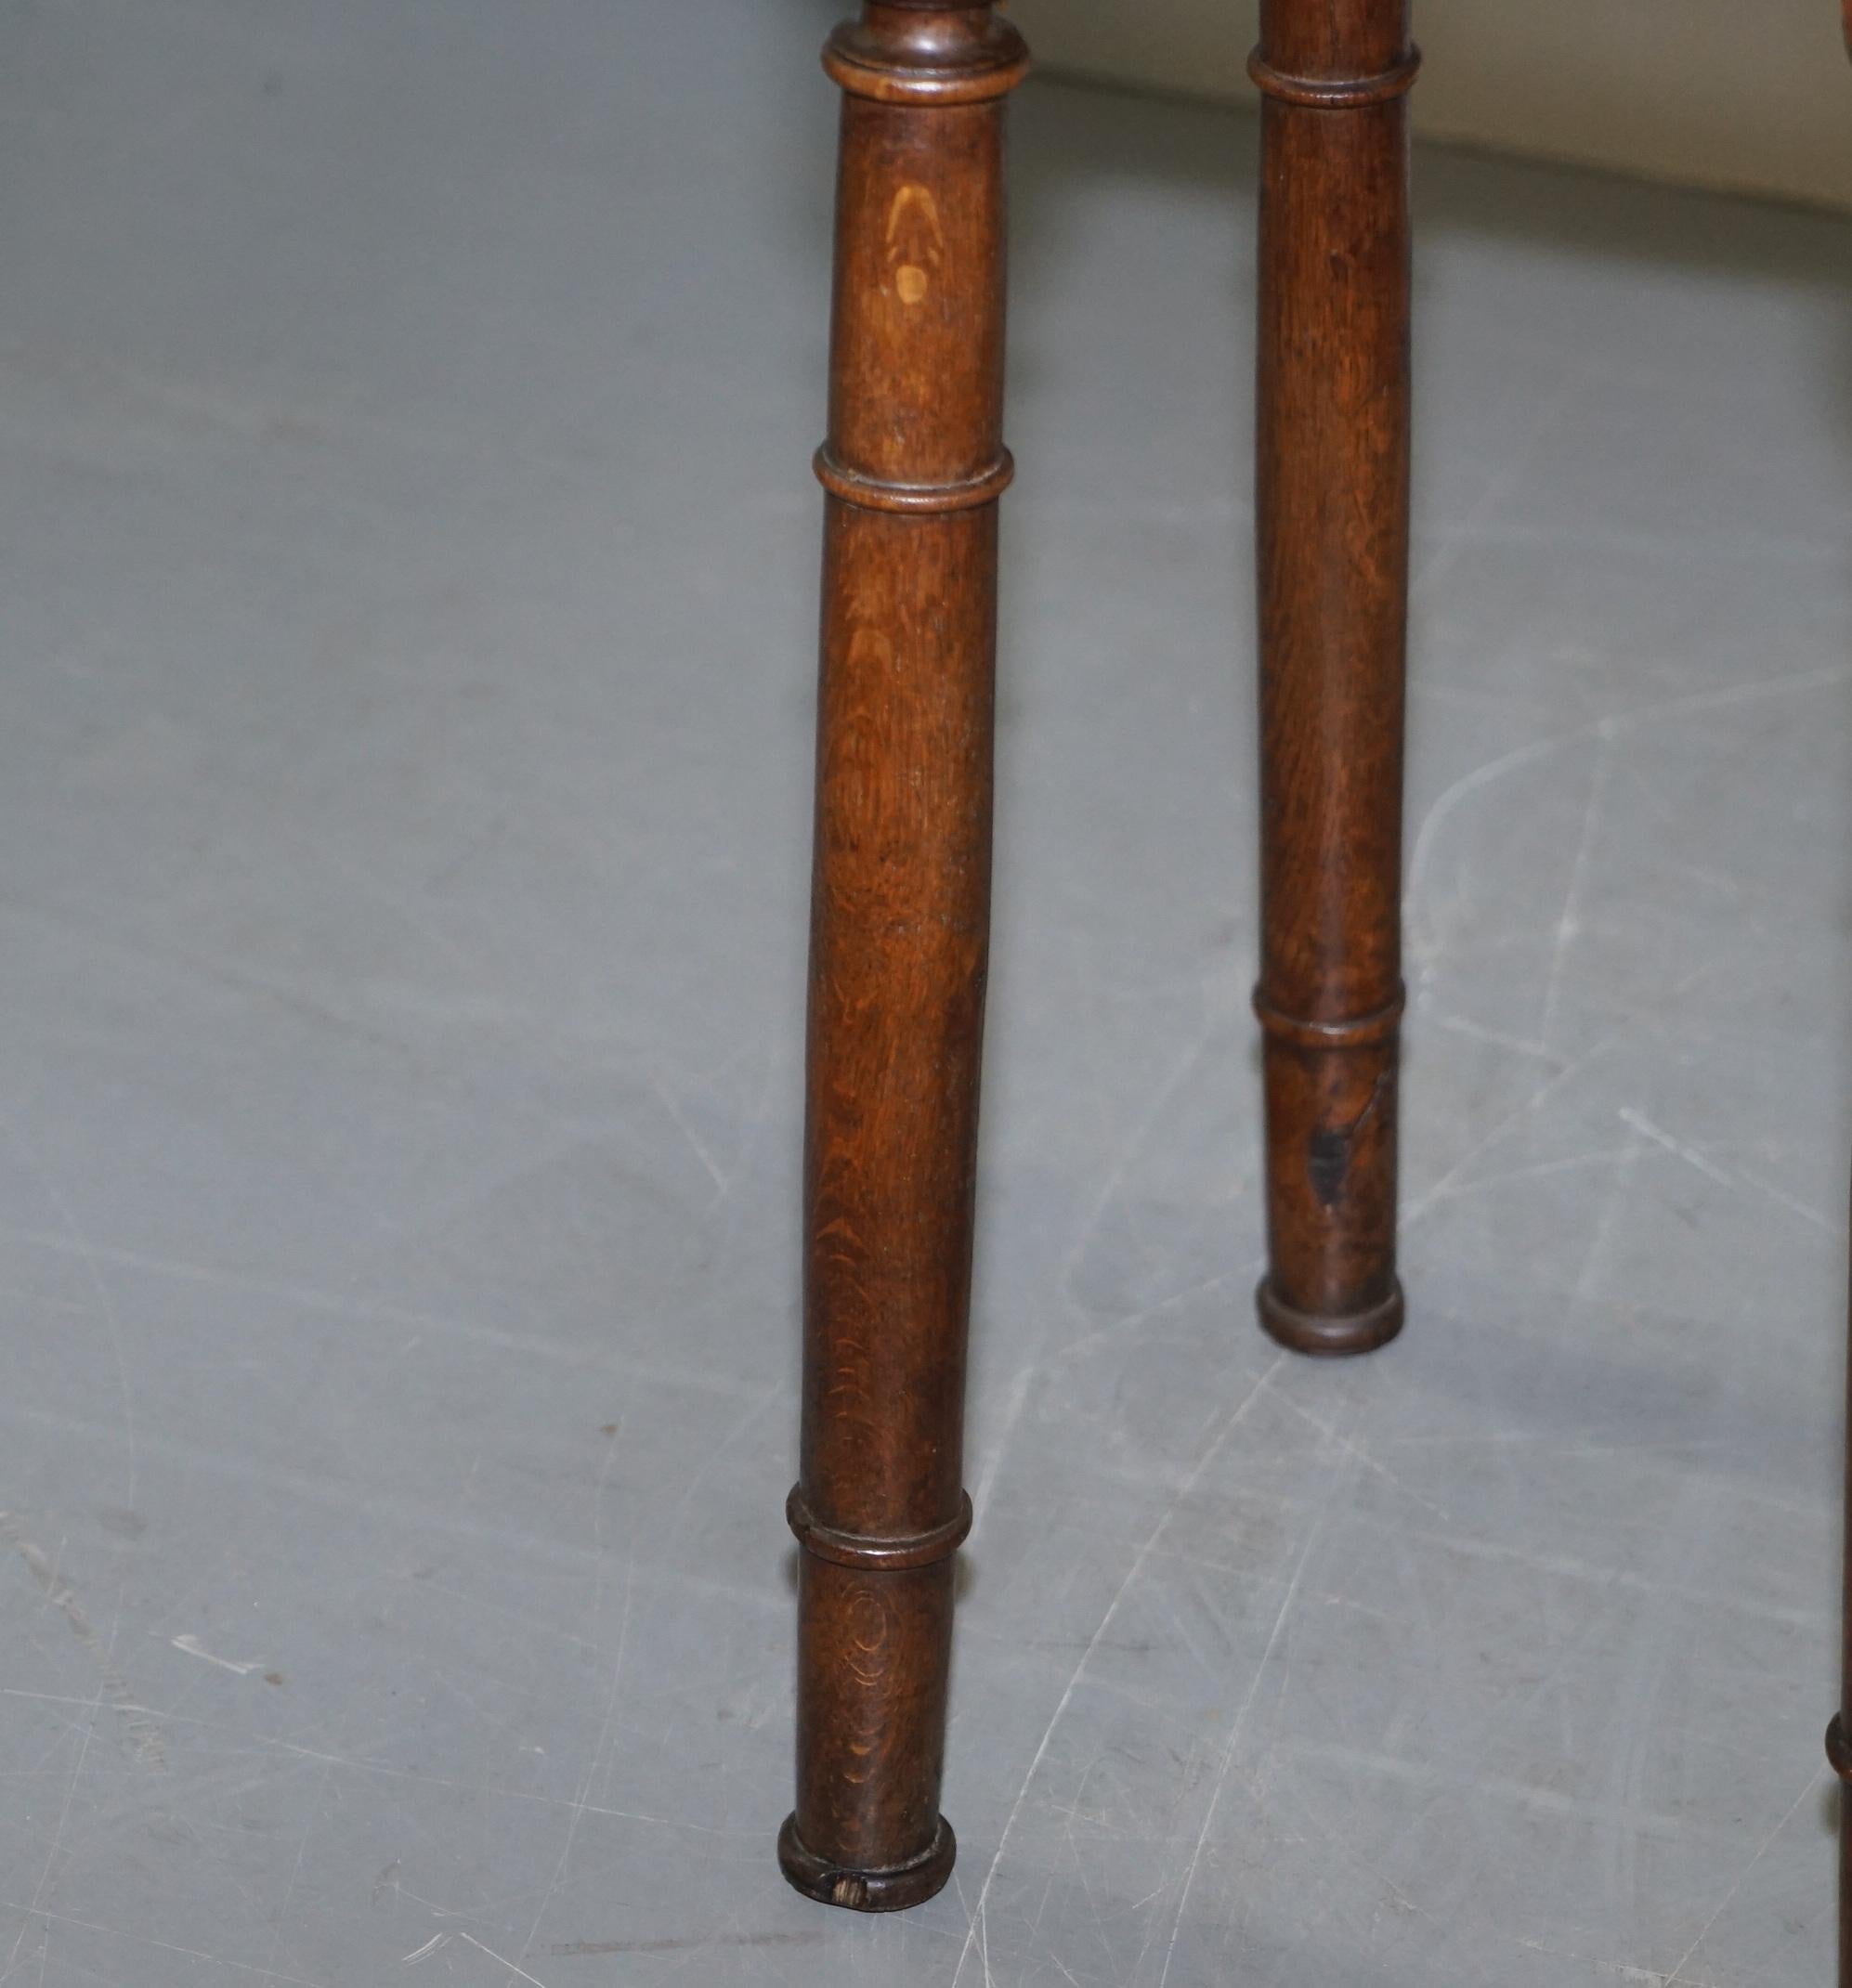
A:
[2,1,1850,1982]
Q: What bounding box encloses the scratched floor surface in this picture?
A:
[1,1,1849,1982]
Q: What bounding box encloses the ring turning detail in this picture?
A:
[1253,982,1407,1052]
[813,448,1016,516]
[1246,45,1422,109]
[787,1488,974,1572]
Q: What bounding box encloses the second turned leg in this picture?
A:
[1251,0,1416,1357]
[781,0,1026,1913]
[1828,28,1851,1981]
[1830,1163,1852,1979]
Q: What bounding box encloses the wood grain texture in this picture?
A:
[781,0,1024,1913]
[1252,0,1414,1357]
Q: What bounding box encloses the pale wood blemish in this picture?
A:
[886,183,944,305]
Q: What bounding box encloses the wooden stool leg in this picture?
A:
[779,1,1026,1914]
[1251,0,1416,1357]
[1831,1170,1852,1979]
[1832,32,1852,1975]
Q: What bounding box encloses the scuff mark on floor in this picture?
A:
[0,1512,163,1764]
[168,1631,264,1676]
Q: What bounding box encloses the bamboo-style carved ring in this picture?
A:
[825,18,1030,106]
[814,448,1016,515]
[788,1486,974,1571]
[1247,46,1422,110]
[1254,982,1407,1051]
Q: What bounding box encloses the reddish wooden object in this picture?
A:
[1252,0,1415,1357]
[781,0,1026,1913]
[784,0,1422,1908]
[1824,16,1847,1976]
[1833,1228,1852,1983]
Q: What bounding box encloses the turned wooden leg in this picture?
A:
[1831,1163,1852,1978]
[780,0,1025,1914]
[1251,0,1415,1357]
[1833,37,1852,1968]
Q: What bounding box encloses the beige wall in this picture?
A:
[1012,0,1852,212]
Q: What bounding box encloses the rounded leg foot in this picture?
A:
[778,1813,957,1913]
[1256,1276,1403,1358]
